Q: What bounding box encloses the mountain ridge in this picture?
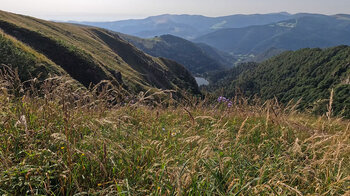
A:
[117,33,234,74]
[75,12,294,39]
[195,14,350,54]
[0,10,200,95]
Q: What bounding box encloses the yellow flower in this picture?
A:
[98,183,102,186]
[82,153,85,156]
[61,147,65,150]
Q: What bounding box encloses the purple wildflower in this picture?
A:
[217,96,223,102]
[218,96,228,103]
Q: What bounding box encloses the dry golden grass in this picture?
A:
[0,67,349,195]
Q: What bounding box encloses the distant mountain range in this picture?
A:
[0,10,200,95]
[117,33,235,74]
[76,12,293,39]
[195,14,350,54]
[76,13,350,57]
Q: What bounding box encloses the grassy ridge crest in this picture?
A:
[0,10,200,95]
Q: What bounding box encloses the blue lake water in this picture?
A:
[195,77,209,86]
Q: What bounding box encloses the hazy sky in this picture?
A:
[1,0,350,21]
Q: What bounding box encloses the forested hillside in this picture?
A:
[205,46,350,118]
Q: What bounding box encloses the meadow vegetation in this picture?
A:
[0,66,349,195]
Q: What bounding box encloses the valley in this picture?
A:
[0,7,349,195]
[117,33,233,74]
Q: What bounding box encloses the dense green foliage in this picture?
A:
[248,47,286,63]
[118,34,233,74]
[207,46,350,118]
[204,62,258,85]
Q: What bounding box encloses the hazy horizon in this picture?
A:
[2,0,350,21]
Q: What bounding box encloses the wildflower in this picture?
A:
[162,128,165,131]
[98,183,102,187]
[217,96,222,102]
[171,132,177,136]
[61,147,65,150]
[81,153,85,156]
[228,101,233,108]
[217,96,223,102]
[218,96,228,103]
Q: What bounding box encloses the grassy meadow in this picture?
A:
[0,67,349,195]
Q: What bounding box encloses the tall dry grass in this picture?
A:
[0,66,349,195]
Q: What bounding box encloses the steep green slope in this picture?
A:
[0,31,65,81]
[195,15,350,54]
[207,46,350,118]
[118,34,232,74]
[0,10,199,95]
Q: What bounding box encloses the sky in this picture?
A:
[1,0,350,21]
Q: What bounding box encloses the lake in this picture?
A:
[195,77,209,86]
